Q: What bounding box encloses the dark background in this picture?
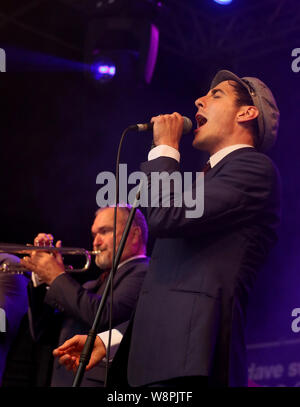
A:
[1,0,300,386]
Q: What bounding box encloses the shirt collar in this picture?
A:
[209,144,254,168]
[117,254,147,269]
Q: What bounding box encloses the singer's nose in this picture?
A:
[195,97,205,108]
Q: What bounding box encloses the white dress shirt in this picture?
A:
[148,143,253,166]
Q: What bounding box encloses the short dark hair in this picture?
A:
[229,80,259,148]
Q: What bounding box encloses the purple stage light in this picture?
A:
[92,60,117,83]
[98,65,109,74]
[97,65,116,76]
[144,24,159,84]
[109,66,116,75]
[214,0,232,4]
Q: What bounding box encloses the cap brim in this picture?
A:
[210,70,246,91]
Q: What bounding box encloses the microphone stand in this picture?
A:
[72,123,144,387]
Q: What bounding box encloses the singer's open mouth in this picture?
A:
[196,114,207,128]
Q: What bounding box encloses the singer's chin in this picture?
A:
[192,130,209,151]
[192,132,202,150]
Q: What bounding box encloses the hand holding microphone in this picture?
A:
[131,112,193,151]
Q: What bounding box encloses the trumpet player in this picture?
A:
[21,205,149,387]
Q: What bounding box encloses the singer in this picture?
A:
[112,69,281,387]
[55,70,281,387]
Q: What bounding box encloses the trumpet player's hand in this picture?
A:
[20,233,65,285]
[34,233,56,248]
[53,335,106,373]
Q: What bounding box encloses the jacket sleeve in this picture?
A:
[140,152,281,239]
[44,263,147,332]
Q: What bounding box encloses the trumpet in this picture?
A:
[0,243,101,274]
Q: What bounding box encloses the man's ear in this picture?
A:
[236,105,259,123]
[131,226,141,245]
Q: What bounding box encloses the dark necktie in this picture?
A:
[202,160,211,175]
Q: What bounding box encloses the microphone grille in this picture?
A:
[182,116,193,135]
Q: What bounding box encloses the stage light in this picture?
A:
[84,0,160,87]
[90,57,117,83]
[214,0,232,5]
[97,64,116,76]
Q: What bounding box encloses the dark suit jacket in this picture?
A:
[0,254,29,385]
[126,148,281,387]
[27,257,149,387]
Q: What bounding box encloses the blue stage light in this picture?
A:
[90,59,117,83]
[214,0,232,5]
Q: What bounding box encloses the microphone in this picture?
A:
[131,116,193,135]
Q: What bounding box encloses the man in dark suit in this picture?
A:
[53,70,281,387]
[22,206,149,386]
[125,70,281,387]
